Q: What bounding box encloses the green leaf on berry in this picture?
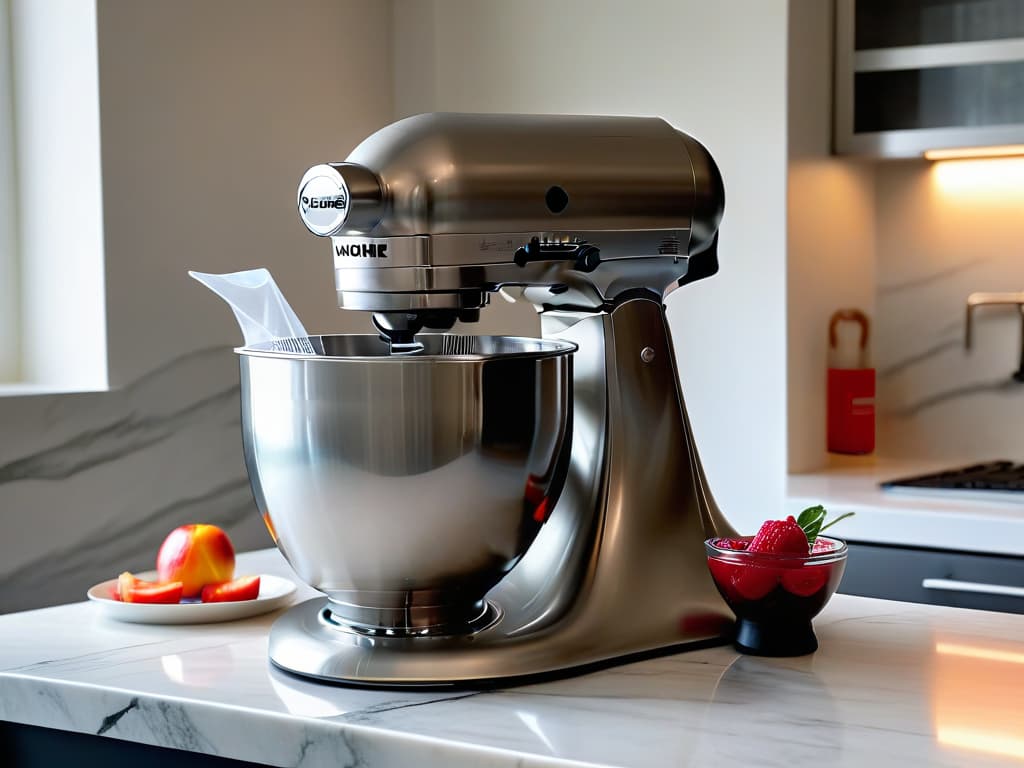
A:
[796,505,826,545]
[796,505,853,546]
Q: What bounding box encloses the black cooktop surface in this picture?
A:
[881,461,1024,493]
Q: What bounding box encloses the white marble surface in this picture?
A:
[788,458,1024,555]
[3,548,1024,767]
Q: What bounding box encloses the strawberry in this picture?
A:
[781,566,829,597]
[734,566,780,600]
[707,558,778,601]
[748,516,810,555]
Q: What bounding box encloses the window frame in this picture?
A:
[0,0,107,395]
[0,0,20,382]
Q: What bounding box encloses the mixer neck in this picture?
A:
[340,227,720,346]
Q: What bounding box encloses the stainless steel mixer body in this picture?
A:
[258,113,738,685]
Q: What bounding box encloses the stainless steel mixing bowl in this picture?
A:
[237,334,575,634]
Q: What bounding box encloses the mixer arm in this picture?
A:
[331,228,720,338]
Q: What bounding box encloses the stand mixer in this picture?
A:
[238,113,737,686]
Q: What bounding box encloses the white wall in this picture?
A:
[786,0,877,473]
[0,0,395,613]
[97,0,391,386]
[393,0,790,532]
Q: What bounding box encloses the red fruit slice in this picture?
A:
[707,559,778,601]
[748,516,810,555]
[117,572,183,604]
[707,558,743,601]
[734,565,780,600]
[781,566,829,597]
[201,575,261,603]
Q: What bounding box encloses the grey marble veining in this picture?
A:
[0,346,271,614]
[875,248,1024,460]
[877,254,994,296]
[873,163,1024,461]
[3,549,1024,768]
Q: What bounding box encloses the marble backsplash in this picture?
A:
[874,161,1024,461]
[0,347,271,614]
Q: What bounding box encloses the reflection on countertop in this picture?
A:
[933,634,1024,762]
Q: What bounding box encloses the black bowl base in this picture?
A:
[734,618,818,657]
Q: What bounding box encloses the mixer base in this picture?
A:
[267,301,736,687]
[268,597,732,688]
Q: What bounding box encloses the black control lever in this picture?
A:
[513,237,600,272]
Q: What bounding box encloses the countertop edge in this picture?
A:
[0,671,603,768]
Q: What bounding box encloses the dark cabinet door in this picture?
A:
[842,541,1024,614]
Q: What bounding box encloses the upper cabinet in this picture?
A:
[835,0,1024,157]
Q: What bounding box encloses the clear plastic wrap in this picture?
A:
[189,269,315,353]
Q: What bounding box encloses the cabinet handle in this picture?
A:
[922,578,1024,598]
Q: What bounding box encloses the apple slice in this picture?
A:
[117,571,183,604]
[201,575,261,603]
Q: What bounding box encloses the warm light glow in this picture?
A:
[932,636,1024,762]
[931,155,1024,197]
[936,641,1024,666]
[925,144,1024,160]
[937,727,1024,761]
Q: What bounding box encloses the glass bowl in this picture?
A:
[705,535,848,656]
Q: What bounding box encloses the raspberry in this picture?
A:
[748,516,810,555]
[717,538,749,551]
[811,538,835,554]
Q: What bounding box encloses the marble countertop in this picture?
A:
[788,458,1024,555]
[3,548,1024,767]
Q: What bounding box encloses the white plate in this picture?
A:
[87,571,297,624]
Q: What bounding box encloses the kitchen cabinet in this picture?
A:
[835,0,1024,157]
[842,541,1024,614]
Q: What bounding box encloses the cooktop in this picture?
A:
[881,461,1024,501]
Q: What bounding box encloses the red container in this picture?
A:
[827,310,875,455]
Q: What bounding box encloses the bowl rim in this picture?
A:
[704,535,848,565]
[235,334,578,362]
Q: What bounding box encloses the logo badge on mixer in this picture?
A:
[301,195,346,210]
[297,172,350,236]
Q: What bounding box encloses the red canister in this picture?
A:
[827,309,875,455]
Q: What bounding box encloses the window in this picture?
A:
[0,0,106,393]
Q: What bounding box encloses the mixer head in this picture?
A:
[297,113,725,345]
